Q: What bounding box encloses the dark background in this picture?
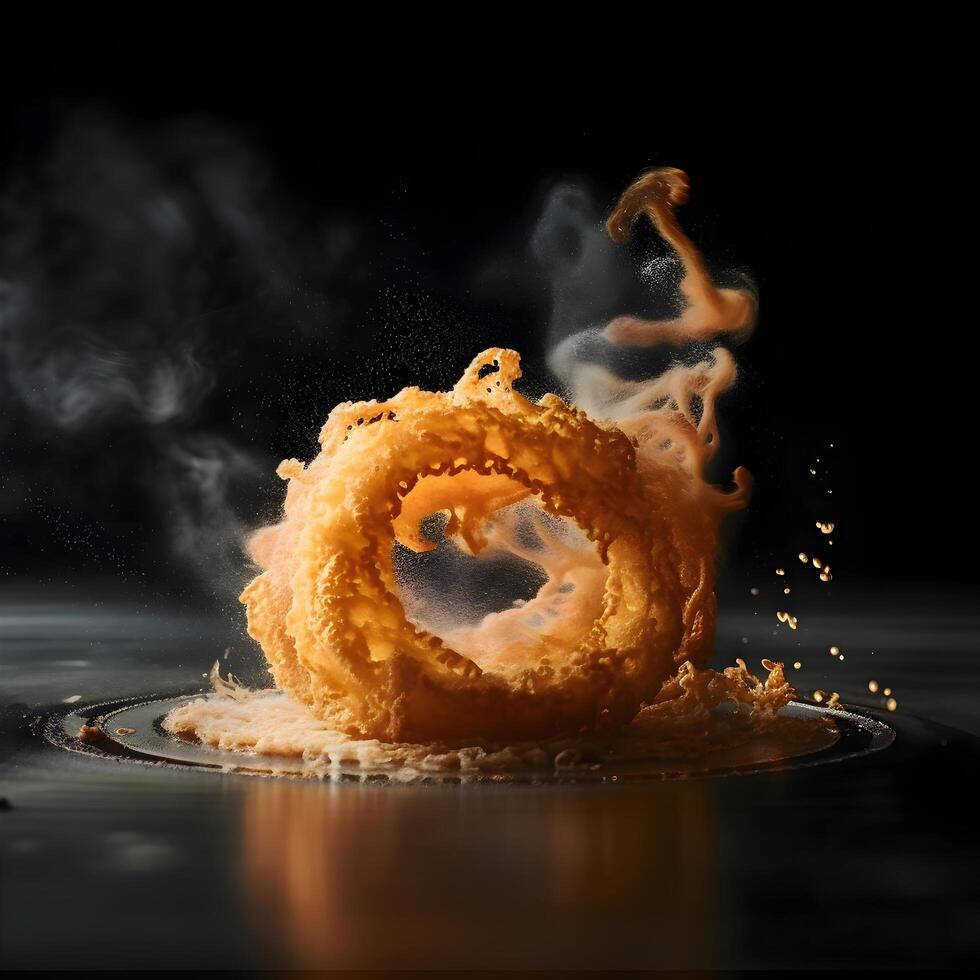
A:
[2,44,980,975]
[0,51,970,613]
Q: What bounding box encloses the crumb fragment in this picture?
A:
[776,611,798,630]
[77,724,101,743]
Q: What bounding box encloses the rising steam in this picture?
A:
[0,111,356,596]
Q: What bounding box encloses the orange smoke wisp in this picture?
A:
[604,167,757,348]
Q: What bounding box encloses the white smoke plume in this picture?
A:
[0,109,345,597]
[156,434,269,596]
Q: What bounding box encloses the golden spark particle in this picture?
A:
[776,611,798,630]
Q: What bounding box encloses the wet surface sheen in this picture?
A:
[2,590,979,970]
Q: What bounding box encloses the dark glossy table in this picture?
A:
[2,586,978,970]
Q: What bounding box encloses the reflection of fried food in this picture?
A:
[240,776,720,969]
[240,348,703,743]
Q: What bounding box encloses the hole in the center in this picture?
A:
[390,475,608,675]
[393,510,549,631]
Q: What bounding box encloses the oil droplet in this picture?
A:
[838,655,845,661]
[868,680,879,693]
[783,587,791,594]
[883,687,892,697]
[886,697,897,712]
[793,661,802,670]
[816,522,835,534]
[829,645,841,656]
[750,587,760,596]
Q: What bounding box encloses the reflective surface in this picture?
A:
[2,589,979,970]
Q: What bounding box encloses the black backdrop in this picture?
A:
[1,50,970,607]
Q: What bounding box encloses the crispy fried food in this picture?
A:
[242,348,699,742]
[220,167,770,748]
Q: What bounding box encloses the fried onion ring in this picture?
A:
[240,347,702,743]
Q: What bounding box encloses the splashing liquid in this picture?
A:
[166,168,834,772]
